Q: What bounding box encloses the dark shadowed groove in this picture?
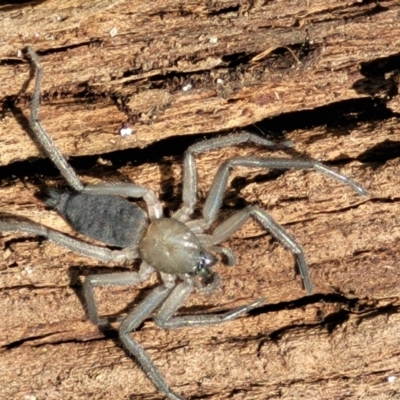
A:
[0,94,397,184]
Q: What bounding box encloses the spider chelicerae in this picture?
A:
[0,47,367,400]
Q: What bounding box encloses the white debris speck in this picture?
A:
[216,78,224,85]
[25,266,33,275]
[209,37,218,44]
[119,123,133,136]
[110,27,118,37]
[120,127,132,137]
[388,376,397,383]
[56,14,66,22]
[17,50,23,58]
[182,83,192,92]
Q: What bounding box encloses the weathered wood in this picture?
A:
[1,1,400,399]
[1,0,400,164]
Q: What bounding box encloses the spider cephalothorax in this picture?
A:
[0,47,368,400]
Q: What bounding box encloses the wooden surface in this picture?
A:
[1,1,400,399]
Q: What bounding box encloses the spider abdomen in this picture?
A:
[46,190,148,248]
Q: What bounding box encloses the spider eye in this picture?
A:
[193,250,218,275]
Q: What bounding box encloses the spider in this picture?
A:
[0,47,367,400]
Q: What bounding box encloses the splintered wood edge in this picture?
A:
[1,0,400,165]
[1,1,400,399]
[0,117,399,399]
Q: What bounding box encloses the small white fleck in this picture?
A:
[388,376,397,383]
[17,50,23,58]
[119,122,133,137]
[24,395,37,400]
[110,27,118,37]
[182,83,192,92]
[216,78,224,85]
[56,14,66,22]
[209,37,218,44]
[25,266,33,275]
[120,126,133,136]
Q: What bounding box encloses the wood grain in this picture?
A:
[1,1,400,399]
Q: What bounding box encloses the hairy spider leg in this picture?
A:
[25,47,164,221]
[181,154,367,294]
[209,204,313,293]
[201,157,366,226]
[204,156,366,294]
[0,217,136,261]
[118,279,185,400]
[154,279,265,329]
[173,131,291,221]
[83,261,154,326]
[25,46,84,191]
[118,273,265,400]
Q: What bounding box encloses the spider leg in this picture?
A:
[25,46,165,222]
[202,156,367,227]
[196,156,366,294]
[82,183,163,220]
[83,261,154,326]
[0,216,137,262]
[154,278,265,329]
[173,131,289,221]
[208,245,236,266]
[24,46,83,191]
[209,205,314,294]
[118,276,187,400]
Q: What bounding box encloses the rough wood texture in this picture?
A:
[1,1,400,399]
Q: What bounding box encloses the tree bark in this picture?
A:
[1,1,400,399]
